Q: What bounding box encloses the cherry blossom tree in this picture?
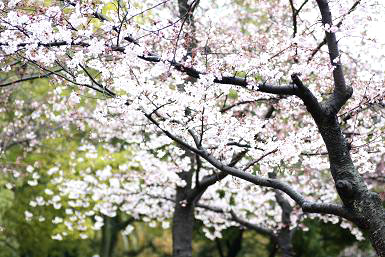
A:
[1,0,385,256]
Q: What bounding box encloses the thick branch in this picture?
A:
[144,113,354,221]
[308,0,361,62]
[315,0,352,114]
[185,150,247,203]
[290,74,324,121]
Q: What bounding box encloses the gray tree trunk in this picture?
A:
[172,185,195,257]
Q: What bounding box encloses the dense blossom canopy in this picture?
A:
[0,0,384,250]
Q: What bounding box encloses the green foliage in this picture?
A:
[293,218,371,257]
[193,223,270,257]
[228,89,239,99]
[0,76,135,256]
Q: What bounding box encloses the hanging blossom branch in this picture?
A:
[196,203,277,239]
[0,7,324,105]
[0,9,320,100]
[143,111,355,221]
[0,0,360,113]
[0,38,269,94]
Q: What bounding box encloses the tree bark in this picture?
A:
[317,114,385,256]
[172,181,195,257]
[226,229,243,257]
[311,1,385,255]
[100,216,119,257]
[270,172,295,257]
[276,229,294,257]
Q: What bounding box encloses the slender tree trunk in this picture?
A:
[270,173,295,257]
[216,239,225,257]
[268,242,278,257]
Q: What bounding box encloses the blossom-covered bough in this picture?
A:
[196,182,298,257]
[1,0,384,256]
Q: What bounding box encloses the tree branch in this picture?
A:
[230,210,277,239]
[290,73,324,121]
[315,0,353,114]
[195,203,276,239]
[308,0,361,62]
[0,70,63,87]
[185,148,247,204]
[144,112,354,221]
[269,172,293,226]
[243,148,278,171]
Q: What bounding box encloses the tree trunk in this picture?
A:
[276,229,294,257]
[312,1,385,254]
[317,115,385,256]
[172,0,198,255]
[226,229,243,257]
[172,185,195,257]
[268,242,278,257]
[100,215,119,257]
[270,173,295,257]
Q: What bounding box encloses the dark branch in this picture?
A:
[316,0,353,114]
[0,70,62,87]
[144,112,354,221]
[220,98,277,113]
[230,210,276,239]
[308,0,361,62]
[243,148,278,171]
[195,203,276,239]
[288,0,298,38]
[290,73,324,121]
[185,147,247,203]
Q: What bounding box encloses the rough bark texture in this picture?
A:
[317,113,385,256]
[172,170,195,257]
[312,1,385,255]
[275,204,294,256]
